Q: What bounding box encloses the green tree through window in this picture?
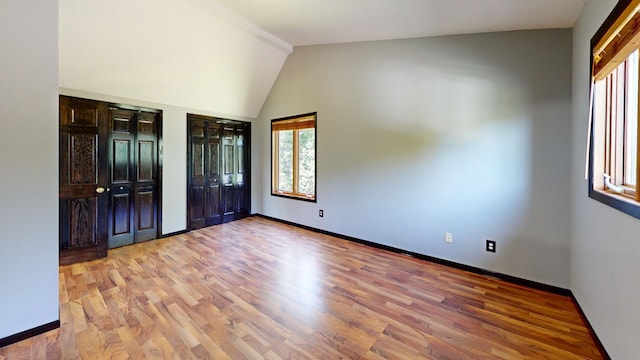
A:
[278,130,293,192]
[298,129,315,195]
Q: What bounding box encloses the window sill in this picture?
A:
[271,192,317,203]
[589,188,640,219]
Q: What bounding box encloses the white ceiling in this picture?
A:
[214,0,586,47]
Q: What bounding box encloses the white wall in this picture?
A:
[257,30,573,288]
[572,1,640,358]
[0,1,59,339]
[59,0,291,119]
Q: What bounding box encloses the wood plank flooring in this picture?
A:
[0,217,604,359]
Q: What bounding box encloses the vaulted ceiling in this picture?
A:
[59,0,586,119]
[214,0,586,46]
[59,0,292,119]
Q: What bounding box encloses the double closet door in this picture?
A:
[108,108,160,248]
[59,96,162,265]
[187,114,250,230]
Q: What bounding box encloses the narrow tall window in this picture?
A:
[271,113,316,201]
[590,0,640,217]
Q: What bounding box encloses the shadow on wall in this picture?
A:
[360,36,569,283]
[317,45,533,241]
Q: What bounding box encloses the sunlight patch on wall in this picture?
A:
[364,61,527,139]
[353,60,532,236]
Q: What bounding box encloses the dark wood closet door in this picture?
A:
[206,122,222,226]
[108,109,159,248]
[61,96,162,262]
[134,111,159,242]
[187,115,249,230]
[188,119,207,229]
[108,109,135,248]
[235,125,250,218]
[59,96,109,265]
[188,119,222,229]
[221,124,250,223]
[221,127,237,223]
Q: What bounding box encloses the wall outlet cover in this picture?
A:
[486,239,496,253]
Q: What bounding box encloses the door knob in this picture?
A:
[96,187,106,194]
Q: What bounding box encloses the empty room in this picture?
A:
[0,0,637,358]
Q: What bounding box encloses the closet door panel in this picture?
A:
[191,185,205,223]
[136,190,156,234]
[188,119,207,229]
[108,109,135,248]
[222,128,236,222]
[134,111,158,243]
[205,125,222,226]
[111,193,131,236]
[235,126,249,215]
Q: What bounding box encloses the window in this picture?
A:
[271,113,316,201]
[589,0,640,217]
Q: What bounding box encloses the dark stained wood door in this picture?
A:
[108,108,159,248]
[59,96,109,265]
[234,125,249,218]
[205,122,222,226]
[188,119,207,229]
[221,127,237,223]
[108,109,135,248]
[134,111,159,242]
[187,115,249,230]
[188,118,222,229]
[221,124,250,223]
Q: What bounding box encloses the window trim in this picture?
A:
[270,112,317,202]
[589,0,640,219]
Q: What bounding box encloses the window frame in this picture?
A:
[270,112,317,202]
[589,0,640,218]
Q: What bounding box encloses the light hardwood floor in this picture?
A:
[0,217,604,359]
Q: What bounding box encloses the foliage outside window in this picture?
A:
[589,0,640,218]
[271,113,316,201]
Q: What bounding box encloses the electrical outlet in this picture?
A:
[319,209,324,217]
[486,239,496,253]
[445,232,453,243]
